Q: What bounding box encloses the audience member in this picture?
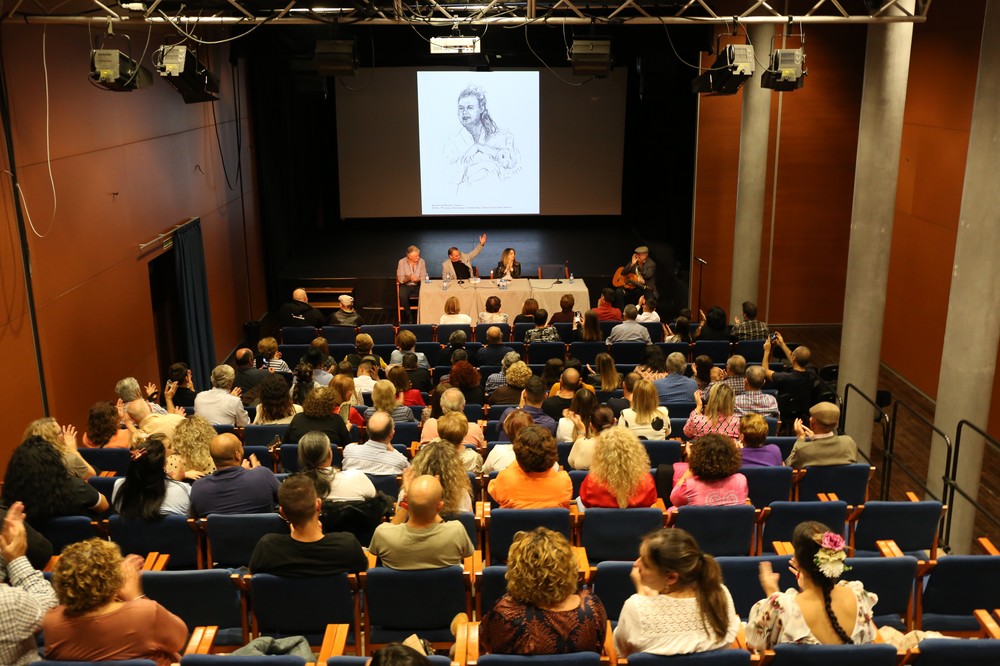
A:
[331,374,365,429]
[232,347,269,397]
[555,388,597,444]
[448,360,485,405]
[734,365,779,418]
[664,316,693,343]
[670,434,748,509]
[746,521,876,648]
[476,326,514,366]
[297,431,376,502]
[368,475,474,570]
[692,355,719,399]
[23,417,94,480]
[567,406,616,471]
[738,414,783,467]
[619,379,671,440]
[440,296,473,325]
[403,352,433,393]
[478,295,509,324]
[579,428,657,507]
[654,353,699,404]
[2,437,109,525]
[371,644,431,665]
[112,434,191,518]
[167,415,216,479]
[389,330,430,369]
[437,412,483,473]
[194,365,250,426]
[683,383,740,440]
[44,540,187,665]
[606,371,639,418]
[248,474,368,577]
[523,309,560,344]
[257,337,291,373]
[721,355,748,397]
[483,409,534,474]
[291,362,317,406]
[279,288,324,328]
[116,376,166,415]
[330,294,361,327]
[365,380,418,424]
[420,388,485,447]
[542,368,582,422]
[595,287,623,321]
[488,426,571,509]
[636,295,660,323]
[81,401,130,449]
[0,501,58,666]
[785,402,858,468]
[614,529,739,657]
[547,294,576,324]
[342,412,410,476]
[762,332,815,411]
[607,305,652,344]
[694,305,729,341]
[286,386,351,445]
[354,359,379,395]
[480,528,607,655]
[164,363,197,410]
[512,298,538,325]
[485,353,524,401]
[732,300,769,341]
[189,433,280,517]
[635,345,669,382]
[573,309,603,341]
[399,440,474,517]
[496,376,557,440]
[420,382,451,427]
[252,373,301,425]
[540,358,565,389]
[586,352,622,392]
[388,365,426,407]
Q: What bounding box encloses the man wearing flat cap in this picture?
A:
[784,401,858,468]
[615,245,657,310]
[329,294,361,327]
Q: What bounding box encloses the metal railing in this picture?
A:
[840,383,887,469]
[947,420,1000,546]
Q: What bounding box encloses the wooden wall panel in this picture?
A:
[0,23,262,469]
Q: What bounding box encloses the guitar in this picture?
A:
[612,266,643,290]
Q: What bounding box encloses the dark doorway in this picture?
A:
[148,249,188,383]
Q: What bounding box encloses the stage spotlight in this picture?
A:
[571,39,612,77]
[154,45,219,103]
[316,39,358,76]
[691,43,754,95]
[761,48,806,91]
[90,49,153,92]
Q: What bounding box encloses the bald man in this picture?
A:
[475,326,514,366]
[367,475,474,570]
[341,411,410,476]
[278,288,325,328]
[232,347,269,397]
[541,368,582,421]
[189,433,280,517]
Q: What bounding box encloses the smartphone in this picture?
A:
[769,333,778,343]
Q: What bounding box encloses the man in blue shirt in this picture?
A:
[653,352,699,405]
[495,376,557,440]
[190,434,280,517]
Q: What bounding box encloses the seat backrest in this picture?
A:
[142,569,244,639]
[921,553,1000,628]
[528,342,568,364]
[181,654,307,665]
[251,573,356,642]
[359,324,395,344]
[598,321,619,338]
[399,324,435,342]
[277,344,310,368]
[770,643,898,666]
[912,638,1000,666]
[609,342,648,364]
[87,475,118,509]
[205,513,290,568]
[478,565,508,618]
[365,566,467,634]
[320,326,360,344]
[554,322,574,343]
[108,515,200,570]
[437,324,472,343]
[628,650,752,664]
[852,501,943,555]
[642,440,683,468]
[736,340,766,363]
[673,505,756,556]
[464,404,485,422]
[669,418,690,441]
[740,466,794,507]
[760,501,848,553]
[391,422,421,445]
[657,342,691,360]
[512,322,534,342]
[244,424,290,447]
[78,447,132,475]
[717,555,795,620]
[796,464,871,504]
[693,340,731,364]
[569,470,588,499]
[479,655,601,665]
[580,508,664,563]
[592,561,634,622]
[767,437,798,461]
[35,515,98,554]
[282,326,319,344]
[568,341,607,365]
[841,556,917,624]
[556,442,573,469]
[476,323,511,343]
[37,661,159,666]
[366,473,401,497]
[640,322,665,343]
[488,508,572,565]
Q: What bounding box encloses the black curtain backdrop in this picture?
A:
[174,219,217,389]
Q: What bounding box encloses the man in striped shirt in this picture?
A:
[731,301,769,341]
[734,365,779,419]
[342,411,410,476]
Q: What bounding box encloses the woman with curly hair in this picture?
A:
[747,521,878,648]
[670,433,748,510]
[253,373,301,425]
[398,439,473,518]
[43,539,187,664]
[298,431,375,502]
[567,406,616,471]
[112,434,191,519]
[635,345,669,382]
[488,426,572,509]
[167,415,217,480]
[81,401,130,448]
[286,386,350,445]
[579,427,657,508]
[512,298,539,325]
[448,360,484,405]
[683,383,741,440]
[480,527,607,655]
[388,366,426,408]
[487,360,531,406]
[555,388,598,444]
[364,379,418,424]
[620,379,671,440]
[23,417,95,479]
[2,437,109,524]
[614,528,739,657]
[586,352,622,392]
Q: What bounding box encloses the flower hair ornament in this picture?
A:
[813,531,851,579]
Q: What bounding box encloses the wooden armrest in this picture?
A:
[185,626,218,655]
[905,491,921,502]
[602,619,616,665]
[470,549,483,576]
[141,552,160,570]
[773,541,793,556]
[572,546,591,584]
[366,551,378,568]
[977,537,1000,556]
[732,624,748,649]
[99,470,117,477]
[151,553,170,570]
[317,623,350,661]
[43,555,59,572]
[462,621,481,666]
[755,506,771,524]
[876,540,905,558]
[475,501,485,526]
[975,609,1000,639]
[664,510,678,527]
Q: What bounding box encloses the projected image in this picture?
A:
[418,71,539,215]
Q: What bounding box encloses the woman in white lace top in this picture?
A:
[614,529,740,658]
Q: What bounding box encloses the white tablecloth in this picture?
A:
[528,279,591,320]
[417,278,589,325]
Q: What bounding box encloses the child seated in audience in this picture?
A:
[257,336,291,372]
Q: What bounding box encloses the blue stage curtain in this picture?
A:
[174,219,216,390]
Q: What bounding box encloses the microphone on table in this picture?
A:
[553,259,567,284]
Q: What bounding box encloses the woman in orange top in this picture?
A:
[488,426,572,509]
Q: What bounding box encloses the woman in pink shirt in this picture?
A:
[683,383,741,441]
[670,434,748,510]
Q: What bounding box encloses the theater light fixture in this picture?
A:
[692,43,754,95]
[761,48,807,91]
[90,49,153,92]
[571,39,612,77]
[153,45,219,103]
[316,39,358,76]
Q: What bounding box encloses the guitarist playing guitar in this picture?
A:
[613,245,657,310]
